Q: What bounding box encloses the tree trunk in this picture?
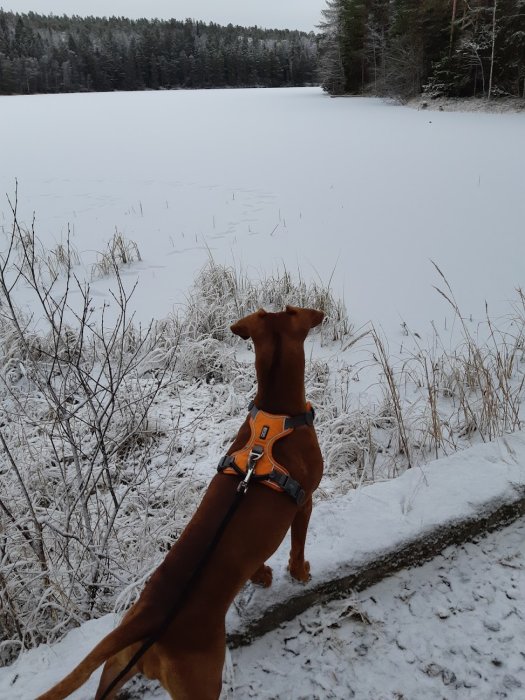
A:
[449,0,458,55]
[488,0,497,99]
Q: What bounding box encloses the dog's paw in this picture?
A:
[250,564,273,588]
[288,558,311,583]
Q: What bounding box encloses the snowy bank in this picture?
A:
[409,95,525,113]
[226,430,525,645]
[2,431,525,699]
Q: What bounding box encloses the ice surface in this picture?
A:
[1,88,523,341]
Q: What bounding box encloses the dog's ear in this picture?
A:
[231,309,267,340]
[307,308,325,329]
[286,305,325,330]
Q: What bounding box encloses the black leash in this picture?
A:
[98,450,261,700]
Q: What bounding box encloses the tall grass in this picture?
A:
[91,231,142,279]
[0,199,524,663]
[366,265,524,473]
[183,256,351,344]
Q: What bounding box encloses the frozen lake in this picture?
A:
[1,87,524,338]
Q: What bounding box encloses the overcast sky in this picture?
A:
[2,1,324,32]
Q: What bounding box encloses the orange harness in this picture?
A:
[217,402,314,506]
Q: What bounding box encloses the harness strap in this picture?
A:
[217,455,306,505]
[248,401,315,429]
[267,468,306,504]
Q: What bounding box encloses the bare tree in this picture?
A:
[0,187,180,660]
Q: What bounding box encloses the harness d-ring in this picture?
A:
[237,445,264,494]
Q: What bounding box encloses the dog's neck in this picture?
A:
[252,334,307,416]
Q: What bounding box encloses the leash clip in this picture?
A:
[237,445,264,494]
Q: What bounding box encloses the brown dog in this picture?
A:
[37,305,324,700]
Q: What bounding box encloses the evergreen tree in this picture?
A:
[318,0,524,98]
[318,0,346,93]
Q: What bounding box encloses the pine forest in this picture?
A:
[0,10,317,94]
[0,5,524,100]
[318,0,525,99]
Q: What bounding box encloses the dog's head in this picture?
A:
[230,306,324,343]
[231,307,324,409]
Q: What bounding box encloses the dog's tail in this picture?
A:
[35,611,153,700]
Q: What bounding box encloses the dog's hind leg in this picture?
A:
[161,642,225,700]
[288,495,313,582]
[162,655,222,700]
[94,650,139,700]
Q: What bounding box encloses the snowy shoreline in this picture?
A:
[408,95,525,113]
[2,430,524,698]
[227,429,525,644]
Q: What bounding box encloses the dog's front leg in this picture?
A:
[250,563,273,587]
[288,496,313,582]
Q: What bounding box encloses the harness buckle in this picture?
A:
[217,455,230,472]
[237,445,264,494]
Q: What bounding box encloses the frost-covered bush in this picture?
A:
[0,206,179,662]
[184,257,352,344]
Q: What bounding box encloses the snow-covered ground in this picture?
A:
[8,512,525,700]
[409,94,525,114]
[228,517,525,700]
[2,430,524,699]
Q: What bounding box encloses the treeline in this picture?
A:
[319,0,525,99]
[0,10,318,94]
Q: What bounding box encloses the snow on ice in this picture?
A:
[0,88,524,338]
